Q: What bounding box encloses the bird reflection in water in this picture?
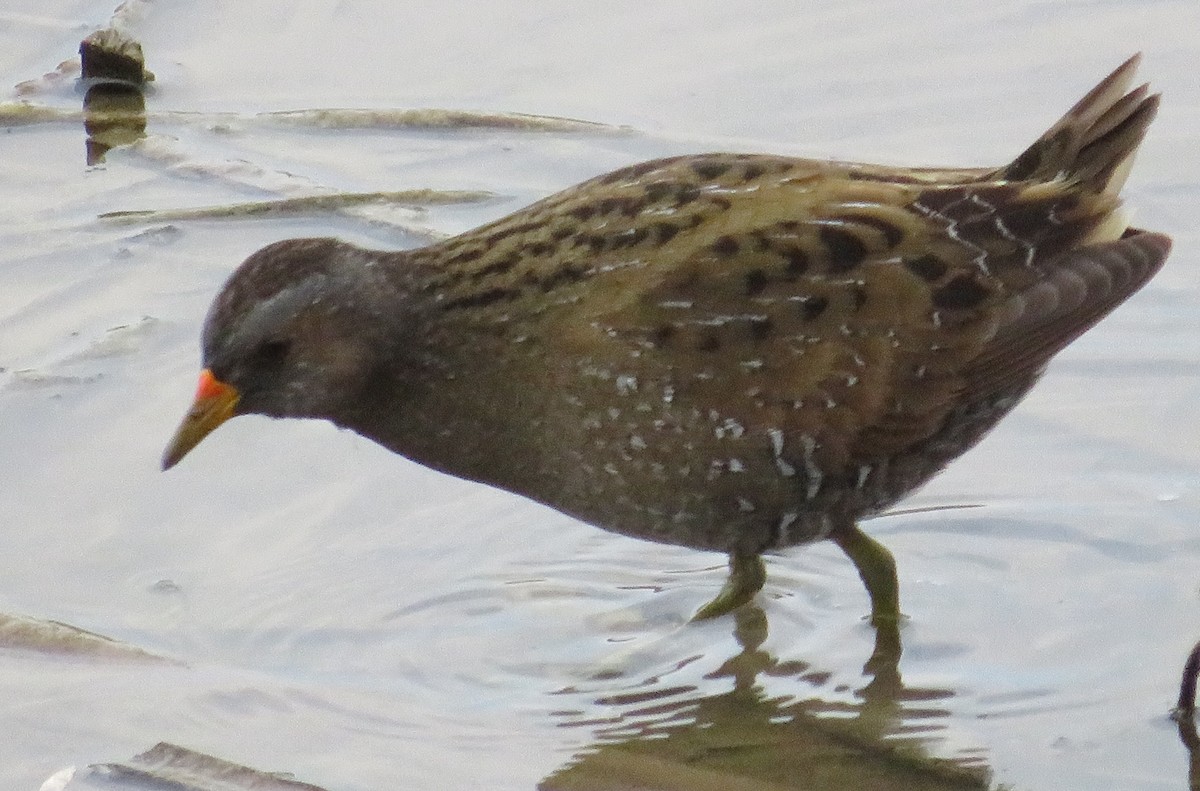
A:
[541,608,989,791]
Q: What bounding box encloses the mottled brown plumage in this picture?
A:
[164,56,1171,622]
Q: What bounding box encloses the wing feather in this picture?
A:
[574,175,1152,490]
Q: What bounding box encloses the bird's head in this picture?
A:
[162,237,420,469]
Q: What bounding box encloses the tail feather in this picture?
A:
[965,230,1172,395]
[999,54,1159,196]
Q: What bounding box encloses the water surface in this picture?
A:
[2,2,1199,790]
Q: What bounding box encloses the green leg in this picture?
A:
[829,522,901,626]
[692,552,767,621]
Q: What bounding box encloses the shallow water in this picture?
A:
[2,2,1199,790]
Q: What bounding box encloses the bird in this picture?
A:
[162,55,1170,624]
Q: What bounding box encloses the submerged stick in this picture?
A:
[260,107,626,132]
[0,102,628,133]
[99,189,496,224]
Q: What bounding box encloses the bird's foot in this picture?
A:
[691,553,766,621]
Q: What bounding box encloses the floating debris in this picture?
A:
[92,743,330,791]
[13,0,152,97]
[78,27,152,164]
[0,612,175,664]
[80,27,152,86]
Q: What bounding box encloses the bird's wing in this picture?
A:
[574,171,1162,483]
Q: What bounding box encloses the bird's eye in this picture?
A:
[254,339,291,367]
